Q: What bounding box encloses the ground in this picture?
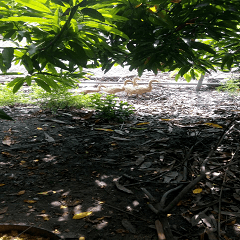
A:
[1,73,240,240]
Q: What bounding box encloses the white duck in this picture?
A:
[135,79,159,95]
[123,77,140,96]
[101,79,138,94]
[79,84,103,94]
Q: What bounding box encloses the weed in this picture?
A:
[0,82,135,122]
[217,78,240,95]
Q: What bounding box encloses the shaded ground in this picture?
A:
[1,78,240,239]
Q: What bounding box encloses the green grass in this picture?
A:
[0,82,135,122]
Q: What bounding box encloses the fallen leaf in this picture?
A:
[94,128,114,132]
[122,219,136,234]
[0,184,5,187]
[2,136,11,146]
[110,136,131,141]
[114,181,133,194]
[136,122,150,125]
[44,132,55,143]
[18,190,25,195]
[203,123,223,128]
[193,188,203,194]
[24,200,37,204]
[73,211,92,219]
[0,207,8,214]
[37,127,43,130]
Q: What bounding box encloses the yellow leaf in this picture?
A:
[37,127,43,130]
[193,188,202,194]
[0,184,5,187]
[24,199,37,203]
[203,123,223,128]
[43,216,49,221]
[18,190,25,195]
[73,211,92,219]
[60,205,68,209]
[136,122,150,125]
[135,3,142,8]
[79,237,85,240]
[160,119,172,121]
[94,128,114,132]
[38,191,49,195]
[149,6,157,13]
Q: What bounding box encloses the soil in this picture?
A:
[1,73,240,240]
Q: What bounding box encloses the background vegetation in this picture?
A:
[0,0,240,119]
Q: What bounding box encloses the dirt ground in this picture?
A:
[1,79,240,239]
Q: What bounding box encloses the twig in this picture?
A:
[218,145,240,238]
[160,119,236,213]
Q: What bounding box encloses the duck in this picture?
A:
[123,77,140,96]
[79,84,103,94]
[101,79,138,94]
[135,79,159,95]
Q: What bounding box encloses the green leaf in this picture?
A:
[221,53,232,70]
[0,109,13,120]
[190,41,216,54]
[2,47,14,70]
[15,0,52,13]
[35,79,52,92]
[22,55,34,74]
[0,17,52,24]
[84,22,129,40]
[81,8,105,22]
[13,79,25,93]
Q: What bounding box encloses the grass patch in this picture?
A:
[0,82,135,122]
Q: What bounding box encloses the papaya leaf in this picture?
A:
[35,79,52,92]
[0,109,13,120]
[2,47,14,70]
[14,0,52,13]
[81,8,105,22]
[13,79,25,93]
[22,55,34,74]
[190,41,216,54]
[221,53,232,70]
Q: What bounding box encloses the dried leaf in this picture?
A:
[135,154,145,166]
[17,190,25,195]
[233,193,240,201]
[203,123,223,128]
[95,128,114,132]
[139,162,152,169]
[24,200,37,204]
[0,184,5,187]
[155,220,166,240]
[2,136,11,146]
[122,219,136,234]
[44,132,55,143]
[193,188,203,194]
[73,211,92,219]
[136,122,150,125]
[114,181,133,194]
[0,207,8,214]
[37,127,43,130]
[110,136,131,141]
[163,171,178,183]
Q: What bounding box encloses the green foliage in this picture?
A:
[113,0,240,78]
[1,0,240,91]
[0,0,129,91]
[91,94,134,122]
[217,78,240,95]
